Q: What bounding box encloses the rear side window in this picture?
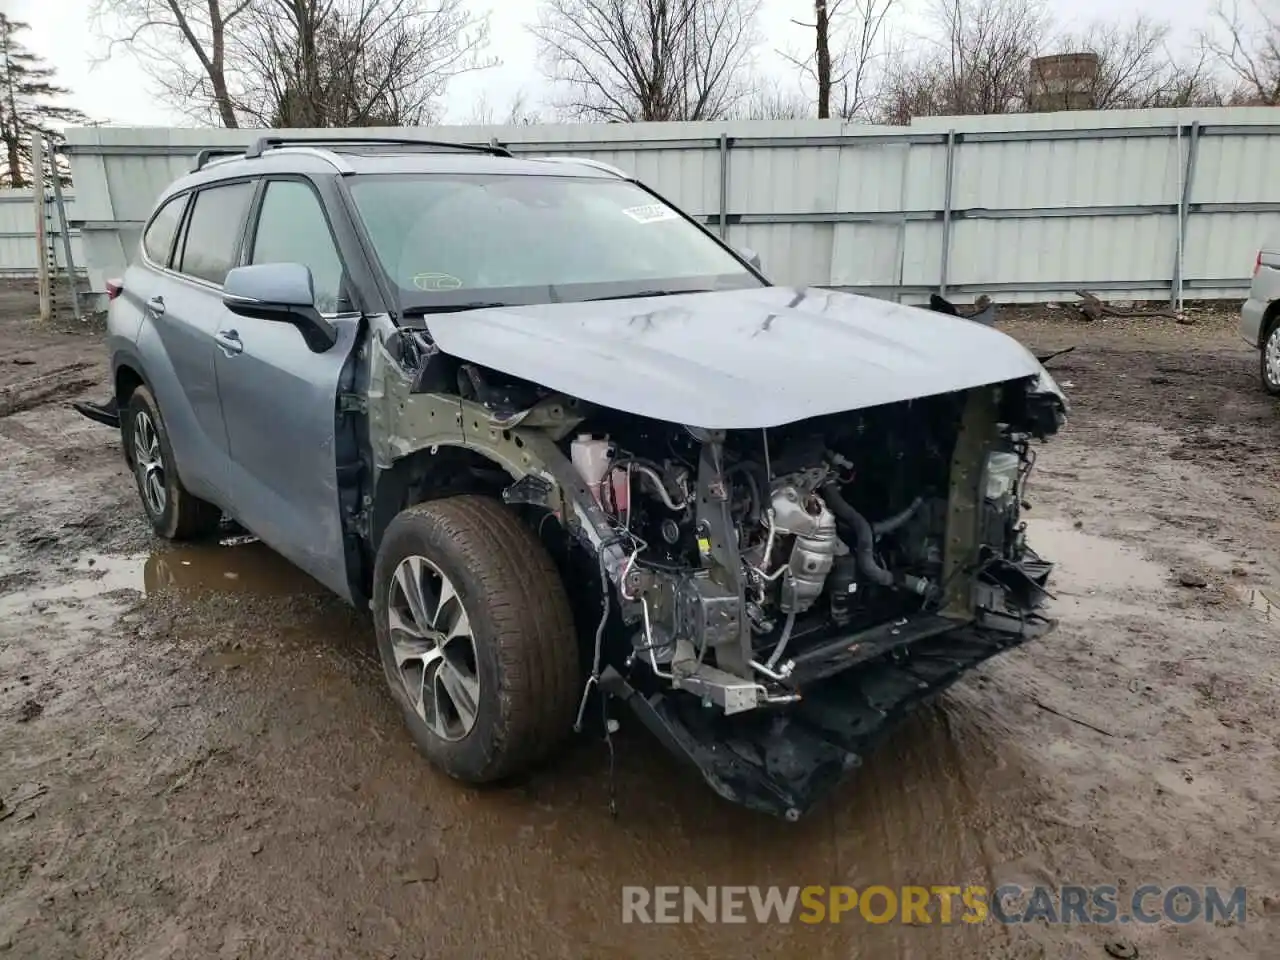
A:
[142,194,187,266]
[177,181,255,285]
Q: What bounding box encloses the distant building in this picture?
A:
[1028,53,1101,112]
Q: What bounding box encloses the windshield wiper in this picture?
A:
[402,301,510,316]
[583,289,712,302]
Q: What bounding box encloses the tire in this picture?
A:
[372,495,579,783]
[123,385,222,540]
[1262,316,1280,396]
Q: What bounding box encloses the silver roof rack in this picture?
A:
[532,156,629,178]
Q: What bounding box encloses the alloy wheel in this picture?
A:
[386,555,481,742]
[1267,325,1280,388]
[132,410,166,518]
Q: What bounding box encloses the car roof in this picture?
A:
[159,145,622,203]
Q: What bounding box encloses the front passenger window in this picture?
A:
[250,180,346,314]
[178,181,255,285]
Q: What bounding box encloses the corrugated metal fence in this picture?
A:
[59,107,1280,305]
[0,188,82,277]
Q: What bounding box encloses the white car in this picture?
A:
[1241,237,1280,393]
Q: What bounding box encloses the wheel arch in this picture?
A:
[112,358,151,467]
[370,444,515,557]
[1262,299,1280,348]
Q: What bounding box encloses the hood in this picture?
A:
[422,286,1062,429]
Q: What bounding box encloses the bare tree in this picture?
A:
[876,0,1049,122]
[90,0,254,127]
[92,0,494,127]
[531,0,762,122]
[1204,0,1280,104]
[233,0,494,126]
[733,85,812,119]
[782,0,897,119]
[1048,16,1225,110]
[1155,54,1229,107]
[503,89,544,125]
[1058,16,1171,108]
[939,0,1047,114]
[464,88,544,125]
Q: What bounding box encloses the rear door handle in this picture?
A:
[145,295,165,316]
[214,330,243,356]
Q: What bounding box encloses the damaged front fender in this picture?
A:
[367,332,637,586]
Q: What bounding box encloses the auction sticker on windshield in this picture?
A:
[622,203,677,224]
[412,272,463,291]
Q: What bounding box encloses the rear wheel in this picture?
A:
[372,495,579,783]
[1261,315,1280,396]
[123,386,222,540]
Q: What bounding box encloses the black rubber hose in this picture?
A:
[872,496,924,537]
[820,485,894,587]
[727,462,763,526]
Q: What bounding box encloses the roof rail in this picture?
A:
[192,147,245,171]
[244,135,514,160]
[533,156,629,178]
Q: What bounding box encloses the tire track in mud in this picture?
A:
[0,361,97,419]
[825,705,1021,958]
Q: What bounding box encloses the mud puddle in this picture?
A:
[1025,518,1167,593]
[0,537,324,632]
[140,537,324,596]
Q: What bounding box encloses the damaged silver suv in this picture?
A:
[79,136,1067,819]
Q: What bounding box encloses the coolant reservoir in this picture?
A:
[985,451,1020,501]
[571,434,630,513]
[571,434,611,502]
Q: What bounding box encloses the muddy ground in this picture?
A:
[1,286,1277,959]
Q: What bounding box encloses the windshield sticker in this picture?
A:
[621,203,677,224]
[411,272,463,292]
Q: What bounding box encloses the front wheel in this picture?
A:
[1262,318,1280,396]
[372,495,579,783]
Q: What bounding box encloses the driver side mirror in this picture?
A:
[738,246,763,272]
[222,263,338,353]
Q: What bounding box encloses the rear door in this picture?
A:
[213,176,361,598]
[136,180,256,505]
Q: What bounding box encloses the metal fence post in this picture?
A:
[1172,121,1201,309]
[939,129,956,298]
[48,144,83,323]
[718,132,729,239]
[31,135,51,322]
[893,141,912,303]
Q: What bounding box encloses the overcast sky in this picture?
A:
[7,0,1210,127]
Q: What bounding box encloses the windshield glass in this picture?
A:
[346,173,764,311]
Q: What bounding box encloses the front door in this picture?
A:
[212,177,359,599]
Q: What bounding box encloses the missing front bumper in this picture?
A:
[601,615,1054,821]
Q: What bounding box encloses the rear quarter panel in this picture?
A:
[1243,259,1280,348]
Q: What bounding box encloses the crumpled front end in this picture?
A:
[601,610,1051,820]
[370,318,1066,820]
[582,376,1063,819]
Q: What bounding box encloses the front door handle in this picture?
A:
[214,330,243,357]
[145,295,165,316]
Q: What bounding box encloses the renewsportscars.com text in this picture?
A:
[621,884,1248,925]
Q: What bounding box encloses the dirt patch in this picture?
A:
[1,298,1278,958]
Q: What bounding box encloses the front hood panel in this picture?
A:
[423,287,1059,428]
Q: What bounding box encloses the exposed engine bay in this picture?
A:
[369,292,1068,820]
[567,385,1056,712]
